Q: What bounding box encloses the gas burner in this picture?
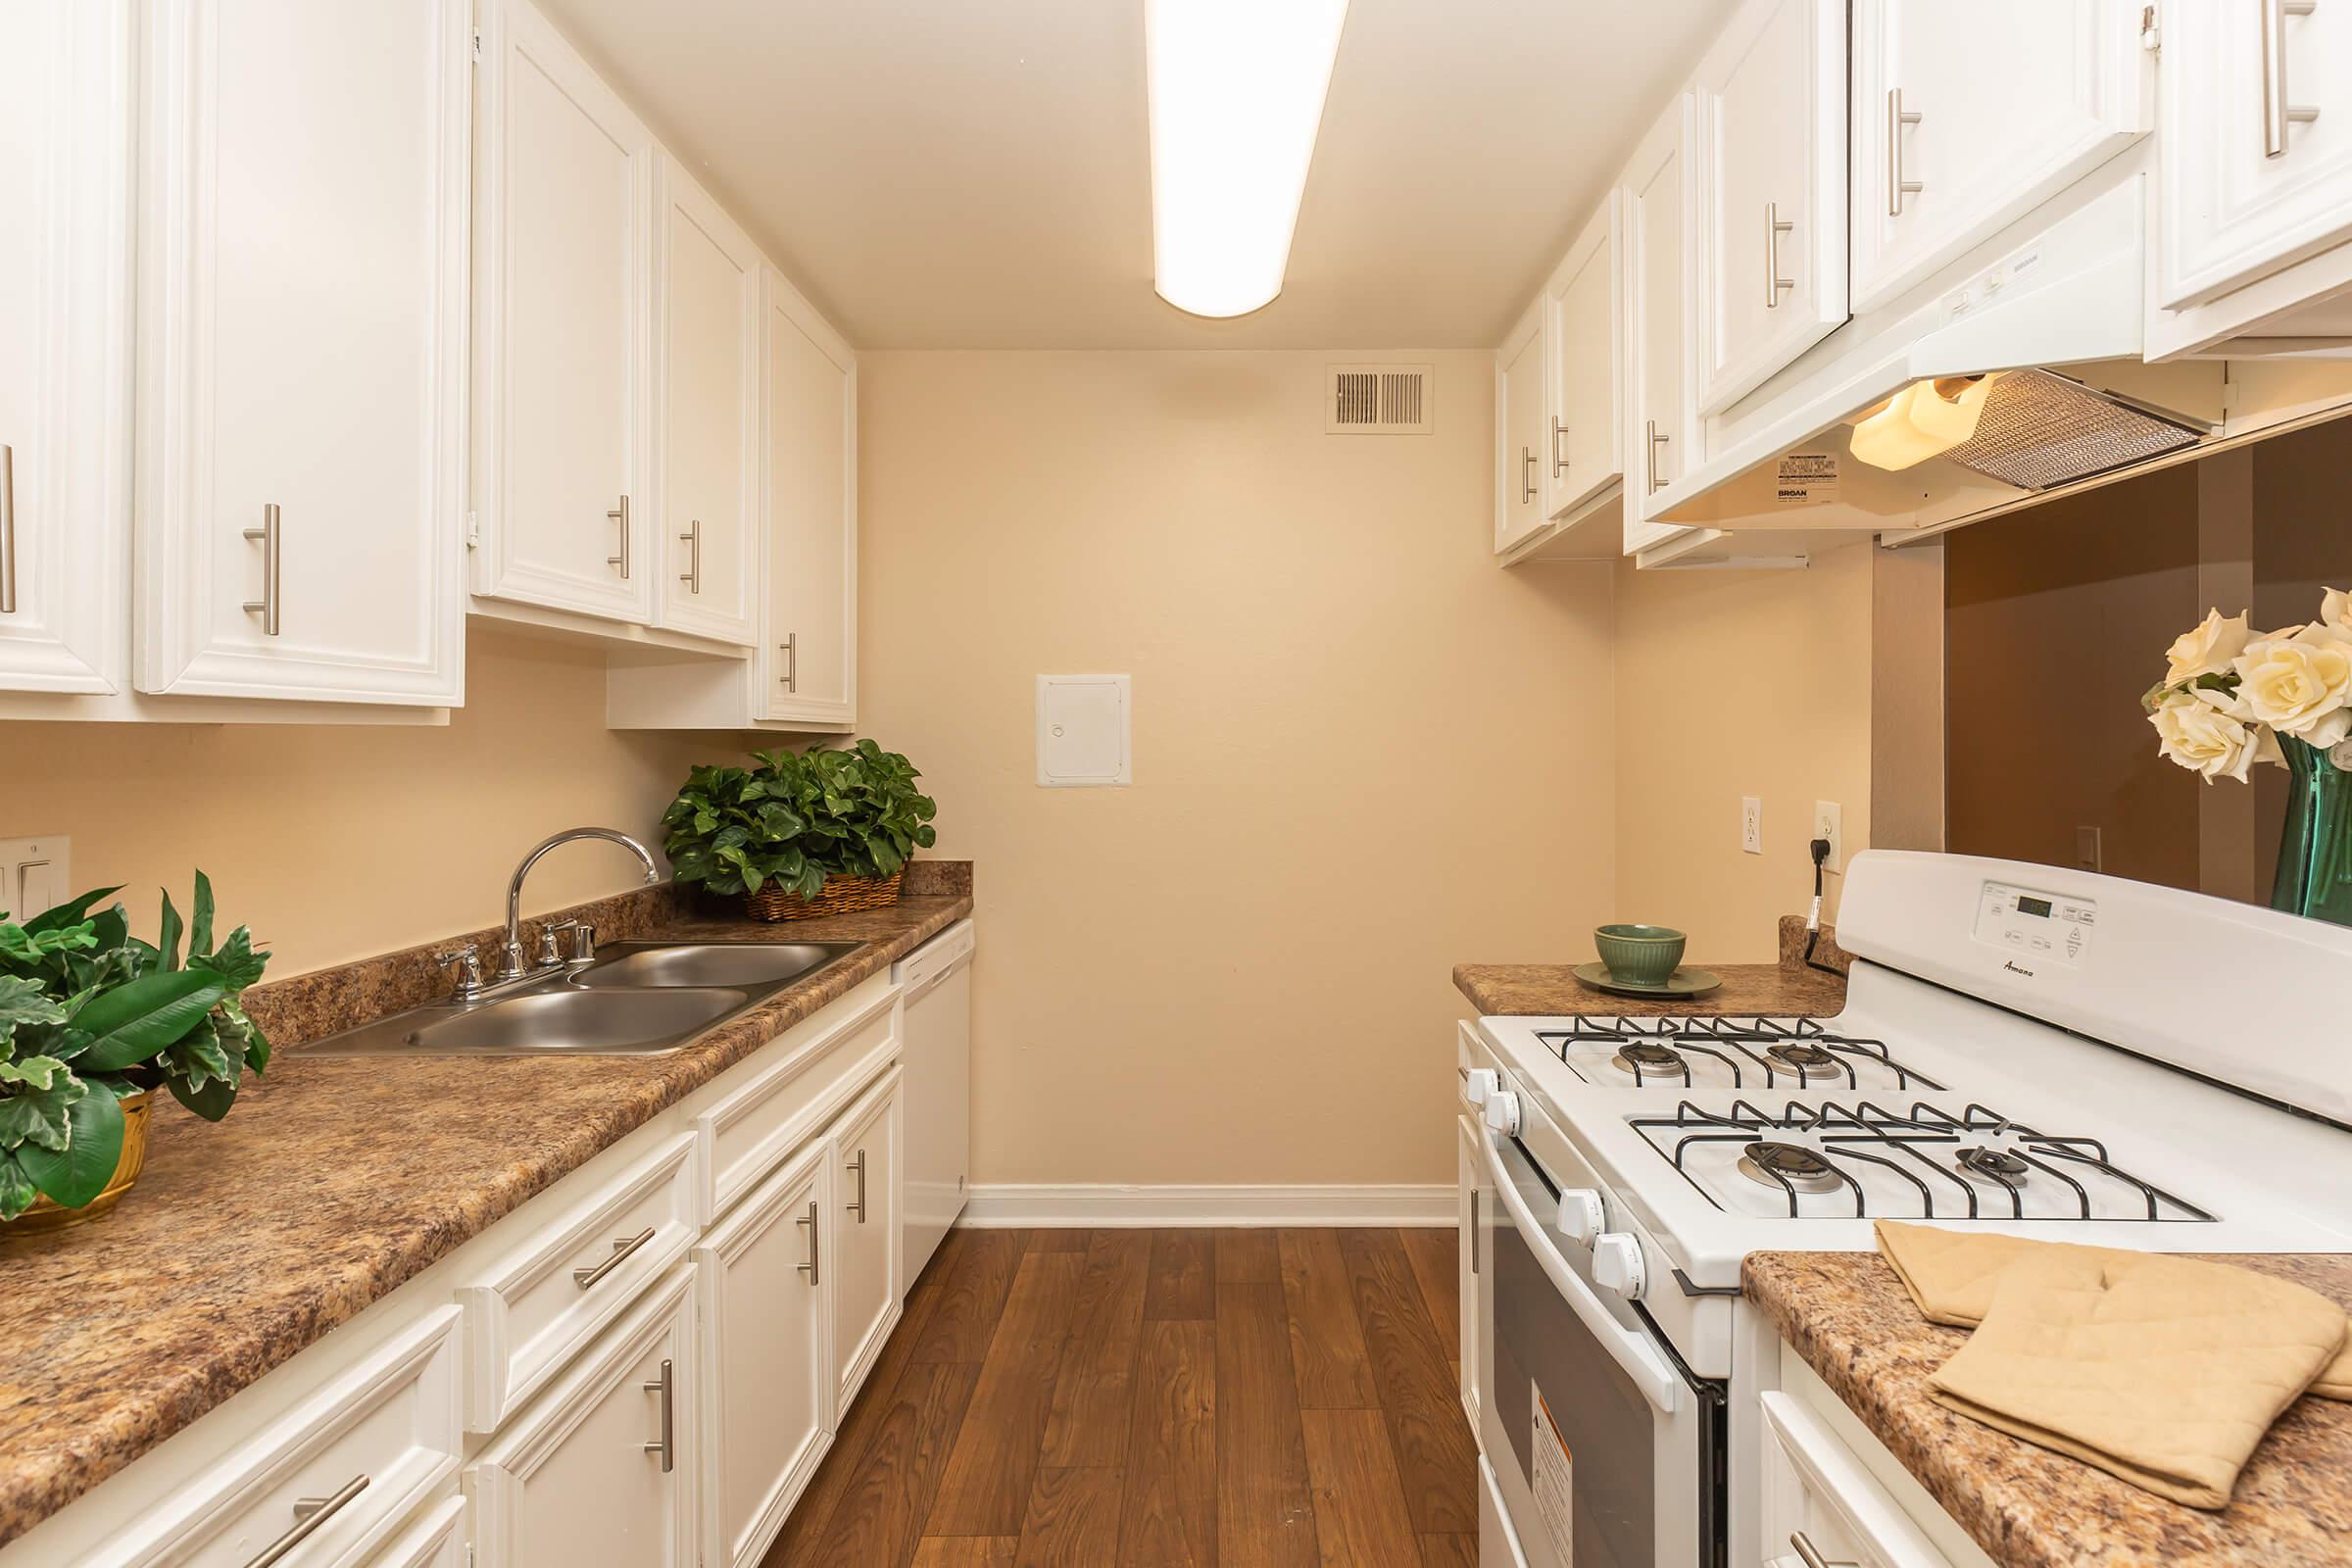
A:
[1738,1141,1843,1194]
[1955,1146,2032,1182]
[1763,1042,1840,1081]
[1613,1041,1689,1079]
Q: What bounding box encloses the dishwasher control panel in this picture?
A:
[1974,881,2096,964]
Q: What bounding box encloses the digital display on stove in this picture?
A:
[2016,896,2054,918]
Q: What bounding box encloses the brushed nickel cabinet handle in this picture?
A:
[243,1474,369,1567]
[1469,1189,1479,1274]
[1788,1532,1858,1568]
[607,495,631,577]
[796,1199,819,1284]
[779,631,798,692]
[848,1149,867,1222]
[241,503,281,636]
[678,518,701,593]
[2265,0,2323,157]
[0,443,16,614]
[1764,201,1795,308]
[642,1356,674,1473]
[572,1225,656,1289]
[1644,419,1671,495]
[1550,415,1570,477]
[1886,88,1923,215]
[1519,447,1538,505]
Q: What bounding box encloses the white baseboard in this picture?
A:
[958,1183,1452,1228]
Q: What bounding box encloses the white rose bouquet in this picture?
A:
[2144,591,2352,783]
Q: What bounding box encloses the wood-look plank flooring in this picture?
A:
[764,1226,1476,1568]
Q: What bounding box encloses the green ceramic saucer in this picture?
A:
[1571,961,1724,1000]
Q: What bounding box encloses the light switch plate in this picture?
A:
[1036,675,1132,787]
[1,836,73,919]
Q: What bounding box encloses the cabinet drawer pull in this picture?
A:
[848,1149,868,1222]
[1519,447,1537,505]
[243,1473,368,1568]
[572,1225,656,1289]
[1644,419,1670,495]
[607,495,631,578]
[1469,1189,1479,1274]
[679,518,701,594]
[796,1199,820,1283]
[779,631,798,692]
[1788,1532,1857,1568]
[2265,0,2323,157]
[1886,88,1923,216]
[0,443,15,614]
[1549,415,1569,477]
[643,1356,675,1473]
[1764,201,1795,308]
[241,503,281,637]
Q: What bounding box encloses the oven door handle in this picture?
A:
[1482,1130,1680,1414]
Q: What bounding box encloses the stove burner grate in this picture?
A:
[1763,1042,1841,1080]
[1738,1141,1843,1194]
[1533,1015,1944,1091]
[1956,1146,2032,1182]
[1612,1041,1690,1081]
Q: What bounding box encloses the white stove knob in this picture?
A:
[1462,1068,1499,1107]
[1591,1234,1646,1301]
[1555,1188,1604,1245]
[1483,1090,1521,1137]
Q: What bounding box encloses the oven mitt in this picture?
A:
[1923,1247,2348,1509]
[1875,1221,2352,1401]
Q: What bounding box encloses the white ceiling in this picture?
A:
[537,0,1738,350]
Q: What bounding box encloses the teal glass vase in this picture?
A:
[2272,737,2352,927]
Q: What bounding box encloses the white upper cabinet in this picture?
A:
[760,265,858,727]
[1691,0,1849,416]
[1543,194,1626,524]
[2159,0,2352,311]
[134,0,468,705]
[1625,94,1696,555]
[1494,298,1546,556]
[0,1,128,696]
[653,159,759,646]
[1851,0,2149,315]
[472,0,654,626]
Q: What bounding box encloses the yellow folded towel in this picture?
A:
[1925,1248,2347,1508]
[1874,1222,2352,1400]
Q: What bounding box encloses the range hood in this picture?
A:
[1642,176,2352,564]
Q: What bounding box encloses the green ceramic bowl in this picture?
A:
[1593,923,1687,988]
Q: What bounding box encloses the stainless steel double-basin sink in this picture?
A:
[305,941,862,1056]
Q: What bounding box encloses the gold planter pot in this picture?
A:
[0,1090,153,1241]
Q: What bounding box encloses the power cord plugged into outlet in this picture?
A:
[1802,835,1841,978]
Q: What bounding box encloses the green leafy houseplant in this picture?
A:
[0,875,270,1221]
[662,740,939,902]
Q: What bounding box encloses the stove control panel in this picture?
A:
[1974,880,2096,965]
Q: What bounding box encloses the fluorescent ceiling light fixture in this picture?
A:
[1848,374,1997,471]
[1146,0,1349,318]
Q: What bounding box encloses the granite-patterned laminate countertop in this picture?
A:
[1453,915,1851,1017]
[1745,1250,2352,1568]
[0,867,973,1547]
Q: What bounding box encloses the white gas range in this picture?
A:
[1458,851,2352,1568]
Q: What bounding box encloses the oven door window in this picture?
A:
[1492,1134,1656,1568]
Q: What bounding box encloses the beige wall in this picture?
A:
[11,628,715,975]
[1612,543,1876,962]
[857,350,1616,1188]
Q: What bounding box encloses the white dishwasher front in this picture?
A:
[892,917,973,1285]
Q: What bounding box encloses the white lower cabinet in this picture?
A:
[694,1147,831,1568]
[364,1495,467,1568]
[467,1265,700,1568]
[1455,1111,1484,1430]
[828,1067,904,1404]
[1759,1392,1957,1568]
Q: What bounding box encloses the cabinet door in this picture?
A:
[469,1266,697,1568]
[1456,1114,1483,1429]
[473,0,654,625]
[829,1068,902,1405]
[2159,0,2352,309]
[134,0,467,705]
[1852,0,2148,314]
[696,1149,828,1568]
[1493,301,1547,556]
[0,1,126,696]
[1625,94,1696,552]
[654,159,758,646]
[1691,0,1848,416]
[760,266,858,725]
[1543,194,1625,523]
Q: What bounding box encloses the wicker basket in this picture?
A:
[743,870,904,922]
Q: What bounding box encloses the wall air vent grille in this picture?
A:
[1326,364,1433,433]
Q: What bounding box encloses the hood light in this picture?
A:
[1145,0,1349,319]
[1849,374,1997,471]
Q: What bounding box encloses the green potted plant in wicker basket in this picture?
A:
[662,740,939,921]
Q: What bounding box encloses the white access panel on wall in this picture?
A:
[1036,675,1131,787]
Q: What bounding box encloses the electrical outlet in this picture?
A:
[1741,797,1763,856]
[0,836,72,917]
[1813,801,1843,874]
